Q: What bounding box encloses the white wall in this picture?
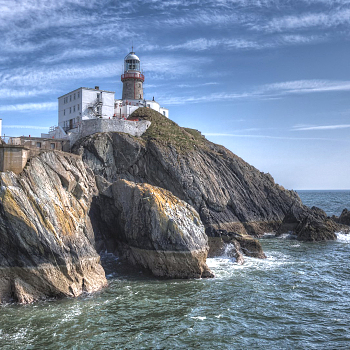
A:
[69,118,151,146]
[58,87,116,131]
[58,88,83,129]
[81,89,115,120]
[159,107,169,118]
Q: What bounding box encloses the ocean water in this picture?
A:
[1,191,350,349]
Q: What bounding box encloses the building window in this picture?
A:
[73,105,75,112]
[50,143,55,150]
[78,92,80,98]
[36,142,41,148]
[70,95,72,102]
[64,109,65,116]
[163,111,166,116]
[77,104,80,110]
[70,107,71,114]
[74,93,76,100]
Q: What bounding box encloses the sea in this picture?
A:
[1,190,350,349]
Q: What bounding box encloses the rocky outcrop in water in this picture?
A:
[94,177,213,278]
[0,151,107,304]
[338,208,350,226]
[277,205,347,241]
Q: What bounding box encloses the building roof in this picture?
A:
[58,87,115,99]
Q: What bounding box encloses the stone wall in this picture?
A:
[0,146,30,174]
[69,118,151,146]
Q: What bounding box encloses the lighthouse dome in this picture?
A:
[125,52,140,61]
[124,51,141,71]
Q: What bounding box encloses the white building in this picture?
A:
[57,86,115,132]
[44,50,168,142]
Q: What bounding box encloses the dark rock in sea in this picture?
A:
[73,108,303,251]
[338,208,350,226]
[94,176,213,278]
[0,151,107,304]
[277,205,341,241]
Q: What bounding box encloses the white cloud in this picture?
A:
[280,34,323,44]
[159,79,350,105]
[292,124,350,131]
[262,80,350,94]
[0,102,56,111]
[0,88,55,99]
[166,38,261,51]
[260,9,350,32]
[203,132,338,141]
[4,125,51,130]
[0,62,118,87]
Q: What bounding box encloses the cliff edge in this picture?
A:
[0,151,107,303]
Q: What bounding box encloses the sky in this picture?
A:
[0,0,349,190]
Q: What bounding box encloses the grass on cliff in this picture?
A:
[129,108,207,152]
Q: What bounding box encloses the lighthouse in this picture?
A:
[121,50,144,100]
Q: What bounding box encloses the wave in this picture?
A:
[336,232,350,242]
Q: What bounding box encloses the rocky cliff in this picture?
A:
[0,151,106,303]
[73,108,303,246]
[0,149,213,303]
[2,108,346,303]
[73,108,348,246]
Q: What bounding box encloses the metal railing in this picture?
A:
[121,73,144,82]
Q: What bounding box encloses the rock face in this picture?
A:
[94,177,213,278]
[73,108,302,241]
[0,151,107,303]
[73,108,308,255]
[277,205,341,241]
[338,208,350,226]
[0,149,215,304]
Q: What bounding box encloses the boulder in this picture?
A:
[95,177,213,278]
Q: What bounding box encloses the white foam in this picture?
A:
[207,250,294,279]
[191,316,206,320]
[277,233,297,240]
[336,232,350,242]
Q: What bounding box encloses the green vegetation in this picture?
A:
[129,108,207,152]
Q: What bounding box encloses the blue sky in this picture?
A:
[0,0,349,190]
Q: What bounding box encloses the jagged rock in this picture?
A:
[277,205,340,241]
[233,234,267,258]
[94,177,213,278]
[73,108,302,242]
[208,230,266,263]
[0,151,107,304]
[339,208,350,226]
[207,237,245,264]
